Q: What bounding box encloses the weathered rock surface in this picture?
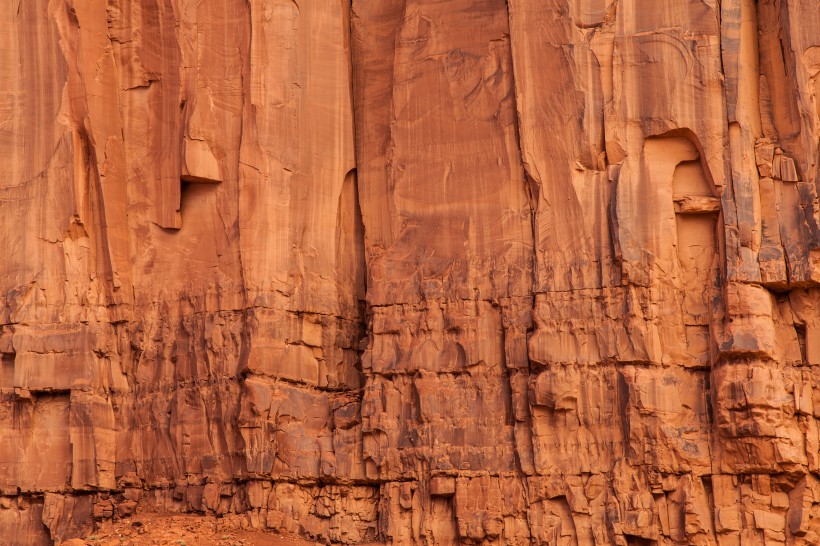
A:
[1,0,819,544]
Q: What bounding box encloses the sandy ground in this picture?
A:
[56,512,371,546]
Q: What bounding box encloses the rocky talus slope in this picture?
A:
[1,0,820,544]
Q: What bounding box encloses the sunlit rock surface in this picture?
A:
[1,0,820,544]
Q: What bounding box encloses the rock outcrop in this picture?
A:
[1,0,819,544]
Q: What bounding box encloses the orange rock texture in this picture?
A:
[1,0,820,544]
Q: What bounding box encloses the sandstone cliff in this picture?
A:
[1,0,819,544]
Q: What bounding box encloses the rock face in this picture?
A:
[1,0,819,544]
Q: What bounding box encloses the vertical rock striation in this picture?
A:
[0,0,819,544]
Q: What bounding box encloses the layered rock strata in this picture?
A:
[1,0,819,544]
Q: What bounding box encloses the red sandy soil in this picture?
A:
[56,512,384,546]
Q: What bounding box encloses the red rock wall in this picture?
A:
[1,0,819,544]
